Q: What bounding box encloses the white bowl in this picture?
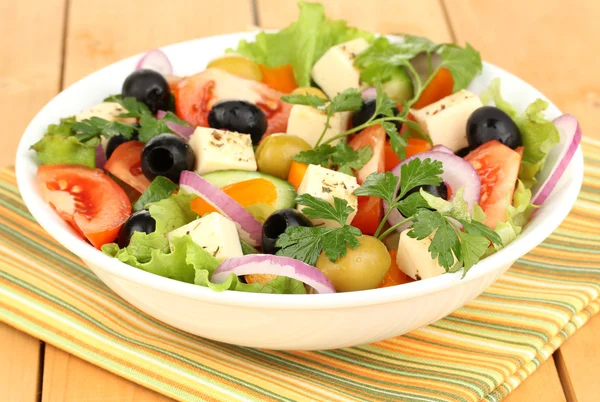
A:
[15,32,583,350]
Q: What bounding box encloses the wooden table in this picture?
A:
[1,1,598,400]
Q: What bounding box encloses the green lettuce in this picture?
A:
[194,270,307,294]
[480,78,560,187]
[30,116,98,168]
[147,189,199,233]
[231,1,373,87]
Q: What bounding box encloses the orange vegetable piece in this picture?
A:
[351,196,383,236]
[288,161,308,191]
[384,138,432,171]
[259,64,298,94]
[190,178,278,215]
[412,68,454,109]
[378,250,413,288]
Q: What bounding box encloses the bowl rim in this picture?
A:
[15,31,584,310]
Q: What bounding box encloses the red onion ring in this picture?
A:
[211,255,336,294]
[361,86,377,99]
[156,110,195,139]
[136,49,173,76]
[95,144,107,169]
[431,144,454,154]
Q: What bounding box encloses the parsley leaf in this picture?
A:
[138,112,187,142]
[281,93,327,108]
[327,88,363,113]
[295,194,354,226]
[104,95,152,119]
[275,195,362,265]
[457,231,490,271]
[354,172,398,205]
[437,43,482,92]
[457,219,502,246]
[72,117,135,142]
[293,142,373,175]
[398,158,443,198]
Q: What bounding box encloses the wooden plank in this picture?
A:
[443,0,600,140]
[63,0,255,86]
[0,323,43,402]
[257,0,452,42]
[554,313,600,402]
[41,346,174,402]
[0,0,66,166]
[504,358,566,402]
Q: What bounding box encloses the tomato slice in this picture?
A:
[174,68,292,136]
[190,178,278,215]
[104,141,151,193]
[465,140,522,229]
[37,164,131,248]
[348,125,386,235]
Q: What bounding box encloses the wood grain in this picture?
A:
[0,323,42,402]
[443,0,600,140]
[505,358,566,402]
[0,0,66,166]
[41,346,174,402]
[554,313,600,402]
[63,0,254,86]
[257,0,452,42]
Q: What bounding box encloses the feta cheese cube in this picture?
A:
[311,38,370,99]
[167,212,243,262]
[410,90,483,152]
[286,105,351,147]
[297,164,359,228]
[76,102,137,124]
[189,127,257,174]
[396,229,452,280]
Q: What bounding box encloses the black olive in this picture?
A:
[105,124,141,159]
[352,98,401,130]
[208,100,267,145]
[262,208,313,254]
[122,69,170,114]
[402,183,448,202]
[117,210,156,248]
[467,106,522,150]
[455,147,471,158]
[141,133,195,183]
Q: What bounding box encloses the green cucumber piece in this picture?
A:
[201,170,297,220]
[382,66,414,104]
[133,176,178,212]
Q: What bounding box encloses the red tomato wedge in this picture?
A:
[349,125,386,235]
[104,141,151,193]
[173,68,293,136]
[37,164,131,248]
[465,140,522,229]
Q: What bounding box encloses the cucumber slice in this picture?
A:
[201,170,297,220]
[382,66,414,104]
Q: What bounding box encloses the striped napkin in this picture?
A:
[1,139,599,402]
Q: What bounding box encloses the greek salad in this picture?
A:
[31,2,581,294]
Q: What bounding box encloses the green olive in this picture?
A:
[316,235,391,292]
[207,54,263,81]
[255,134,312,179]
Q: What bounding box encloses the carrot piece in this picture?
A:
[190,178,278,215]
[384,138,432,171]
[378,250,413,288]
[412,68,454,109]
[259,64,298,93]
[288,161,308,190]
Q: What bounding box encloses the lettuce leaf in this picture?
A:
[194,270,307,294]
[30,116,98,168]
[147,189,199,233]
[480,78,560,187]
[232,1,373,87]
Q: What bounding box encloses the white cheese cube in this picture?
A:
[396,229,451,280]
[311,38,370,99]
[410,90,483,152]
[167,212,243,262]
[76,102,137,124]
[296,164,359,228]
[286,105,351,147]
[189,127,257,174]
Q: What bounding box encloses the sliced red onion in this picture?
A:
[156,110,195,139]
[95,144,107,169]
[431,144,454,154]
[531,114,582,205]
[179,170,262,246]
[384,151,481,232]
[211,255,336,294]
[136,49,173,75]
[361,86,377,99]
